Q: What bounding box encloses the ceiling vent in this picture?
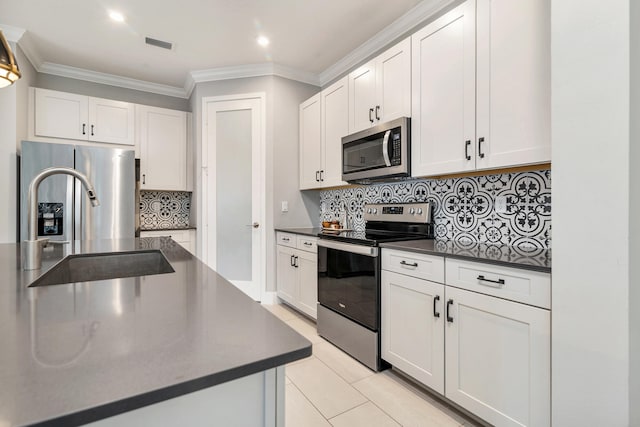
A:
[145,37,173,50]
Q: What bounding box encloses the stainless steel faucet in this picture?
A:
[24,167,100,271]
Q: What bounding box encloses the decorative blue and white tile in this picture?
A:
[319,169,551,249]
[140,190,191,229]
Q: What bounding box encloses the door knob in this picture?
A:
[247,222,260,229]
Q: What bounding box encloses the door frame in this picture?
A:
[201,93,266,301]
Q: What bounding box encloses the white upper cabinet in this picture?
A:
[34,88,135,145]
[299,93,322,189]
[138,105,187,191]
[349,37,411,133]
[411,1,476,176]
[87,97,135,145]
[299,76,349,190]
[412,0,550,177]
[349,62,377,133]
[34,89,88,141]
[320,77,349,188]
[475,0,551,170]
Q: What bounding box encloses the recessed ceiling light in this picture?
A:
[257,36,270,47]
[109,11,125,23]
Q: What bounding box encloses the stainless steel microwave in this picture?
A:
[341,117,410,184]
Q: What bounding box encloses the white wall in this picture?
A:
[551,0,631,425]
[272,76,320,228]
[0,73,17,243]
[630,0,640,424]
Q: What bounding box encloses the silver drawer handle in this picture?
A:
[400,260,418,268]
[282,237,290,242]
[303,242,313,246]
[477,275,505,287]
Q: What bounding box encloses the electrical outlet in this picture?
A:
[495,196,507,213]
[281,201,289,212]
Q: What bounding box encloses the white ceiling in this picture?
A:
[0,0,445,96]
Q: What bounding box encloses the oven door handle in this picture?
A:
[382,130,392,167]
[317,239,379,257]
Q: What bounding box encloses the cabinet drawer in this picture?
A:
[445,259,551,309]
[297,236,317,253]
[382,249,445,283]
[276,232,297,248]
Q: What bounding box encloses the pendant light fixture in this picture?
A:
[0,30,21,88]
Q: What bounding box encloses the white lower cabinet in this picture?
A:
[381,270,445,393]
[276,233,318,319]
[444,286,550,427]
[381,249,550,427]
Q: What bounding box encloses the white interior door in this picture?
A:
[203,95,265,301]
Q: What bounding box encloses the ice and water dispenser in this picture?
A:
[38,202,64,236]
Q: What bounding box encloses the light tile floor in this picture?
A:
[263,303,483,427]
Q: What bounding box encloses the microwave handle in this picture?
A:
[382,130,392,167]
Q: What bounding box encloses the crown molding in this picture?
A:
[318,0,454,86]
[38,62,189,98]
[5,0,451,98]
[190,62,320,88]
[0,24,25,43]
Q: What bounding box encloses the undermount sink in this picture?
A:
[29,250,175,287]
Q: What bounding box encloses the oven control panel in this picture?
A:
[364,202,432,223]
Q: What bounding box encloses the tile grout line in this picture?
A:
[325,400,371,423]
[287,375,335,424]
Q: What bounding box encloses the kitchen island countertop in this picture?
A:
[0,237,311,427]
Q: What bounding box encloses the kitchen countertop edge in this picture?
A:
[380,240,551,273]
[32,346,311,427]
[274,227,322,237]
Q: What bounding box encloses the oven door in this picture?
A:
[317,239,379,331]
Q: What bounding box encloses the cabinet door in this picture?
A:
[296,250,318,320]
[320,76,348,188]
[348,61,376,133]
[139,106,187,191]
[411,1,476,177]
[276,245,297,305]
[382,271,445,393]
[445,286,550,427]
[376,37,411,124]
[475,0,551,169]
[34,88,88,141]
[299,94,322,189]
[88,97,135,145]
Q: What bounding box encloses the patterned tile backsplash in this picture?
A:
[320,170,551,249]
[140,190,191,229]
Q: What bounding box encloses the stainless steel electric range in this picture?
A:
[316,202,434,371]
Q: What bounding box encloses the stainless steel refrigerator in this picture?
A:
[20,141,135,242]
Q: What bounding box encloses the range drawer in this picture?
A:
[297,236,317,253]
[276,232,297,248]
[445,259,551,309]
[381,249,445,283]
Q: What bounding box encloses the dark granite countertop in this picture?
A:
[274,227,322,237]
[380,239,551,273]
[0,237,311,427]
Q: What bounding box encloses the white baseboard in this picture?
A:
[260,292,278,305]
